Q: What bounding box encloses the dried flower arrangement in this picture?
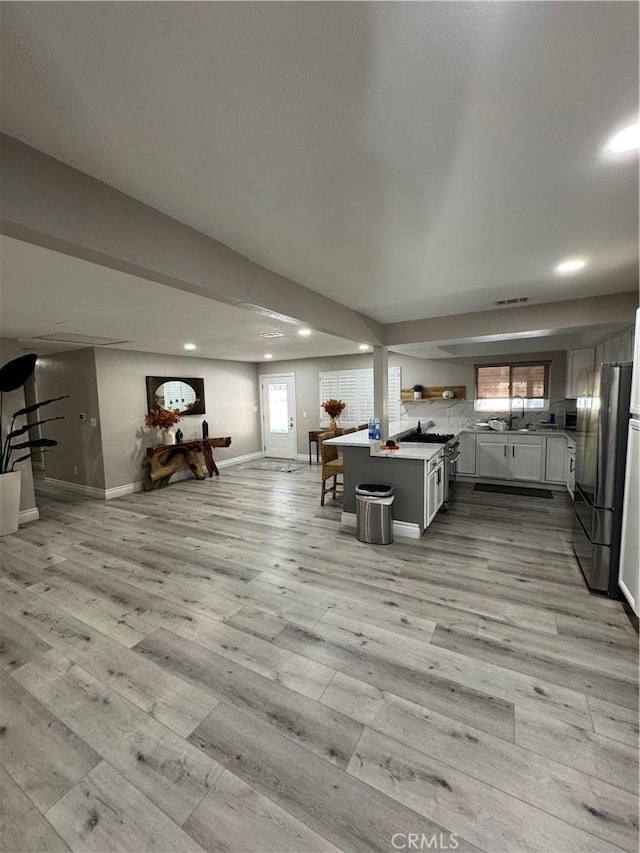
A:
[145,406,182,431]
[321,398,346,419]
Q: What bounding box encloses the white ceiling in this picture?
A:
[0,236,365,362]
[1,2,637,326]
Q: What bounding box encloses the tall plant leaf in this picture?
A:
[12,395,69,418]
[10,438,58,450]
[7,416,64,440]
[10,450,52,472]
[0,353,37,392]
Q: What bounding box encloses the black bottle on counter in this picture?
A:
[416,420,422,434]
[175,428,183,444]
[202,419,209,440]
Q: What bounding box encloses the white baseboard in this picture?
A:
[18,507,40,524]
[45,451,266,501]
[44,478,105,499]
[217,450,265,469]
[296,453,318,464]
[340,512,423,540]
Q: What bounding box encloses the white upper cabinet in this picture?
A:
[565,348,594,398]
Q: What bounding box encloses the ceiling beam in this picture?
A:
[383,291,639,346]
[0,134,383,346]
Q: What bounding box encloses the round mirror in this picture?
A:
[154,380,199,413]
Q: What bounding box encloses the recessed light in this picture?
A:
[183,343,197,351]
[603,120,640,155]
[298,328,312,337]
[259,332,284,339]
[359,344,370,351]
[264,353,273,360]
[554,258,587,276]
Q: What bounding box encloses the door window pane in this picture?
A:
[268,383,288,433]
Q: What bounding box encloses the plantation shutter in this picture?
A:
[319,366,402,426]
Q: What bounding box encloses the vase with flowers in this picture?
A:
[321,398,346,432]
[145,406,182,446]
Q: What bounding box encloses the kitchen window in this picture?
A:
[474,362,550,412]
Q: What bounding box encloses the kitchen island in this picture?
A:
[325,424,447,538]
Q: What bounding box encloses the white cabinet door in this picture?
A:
[610,335,622,363]
[602,338,613,364]
[619,420,639,616]
[509,437,544,481]
[477,435,508,479]
[595,343,604,366]
[620,329,633,362]
[565,348,595,398]
[457,433,476,475]
[545,436,567,483]
[425,457,444,527]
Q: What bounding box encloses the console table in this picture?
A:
[143,436,232,489]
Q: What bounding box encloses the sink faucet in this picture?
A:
[509,395,525,429]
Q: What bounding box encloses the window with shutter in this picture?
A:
[474,362,550,411]
[319,366,402,425]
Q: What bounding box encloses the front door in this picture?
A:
[260,374,297,459]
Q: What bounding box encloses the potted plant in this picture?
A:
[413,384,424,400]
[145,406,182,445]
[321,398,346,431]
[0,353,67,536]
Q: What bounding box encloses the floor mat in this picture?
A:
[474,483,554,499]
[245,461,307,473]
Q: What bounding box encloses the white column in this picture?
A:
[373,345,389,437]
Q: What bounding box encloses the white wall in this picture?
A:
[95,348,262,490]
[35,348,105,490]
[258,349,570,450]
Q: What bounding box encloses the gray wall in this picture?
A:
[0,338,37,514]
[94,348,261,489]
[35,348,106,490]
[258,349,569,453]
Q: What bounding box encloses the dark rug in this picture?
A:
[474,483,554,499]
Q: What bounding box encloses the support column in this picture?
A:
[373,345,389,438]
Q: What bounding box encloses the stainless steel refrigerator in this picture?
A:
[573,362,633,596]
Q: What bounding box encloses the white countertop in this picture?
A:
[325,423,444,461]
[324,422,576,460]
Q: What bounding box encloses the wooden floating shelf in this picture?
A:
[400,386,466,402]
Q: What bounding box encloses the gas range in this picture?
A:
[402,432,455,444]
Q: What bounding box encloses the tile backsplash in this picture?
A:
[398,397,576,431]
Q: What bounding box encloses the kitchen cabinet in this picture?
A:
[509,436,545,481]
[457,433,476,475]
[602,338,613,364]
[425,454,444,528]
[565,348,594,398]
[477,434,509,479]
[545,435,568,483]
[620,328,634,363]
[476,433,544,481]
[610,335,622,363]
[566,442,576,498]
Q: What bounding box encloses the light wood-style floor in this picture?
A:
[1,464,638,853]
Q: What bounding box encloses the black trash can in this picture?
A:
[355,483,394,545]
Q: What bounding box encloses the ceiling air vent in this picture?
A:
[259,332,284,339]
[494,297,529,307]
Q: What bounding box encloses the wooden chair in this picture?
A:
[319,430,343,505]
